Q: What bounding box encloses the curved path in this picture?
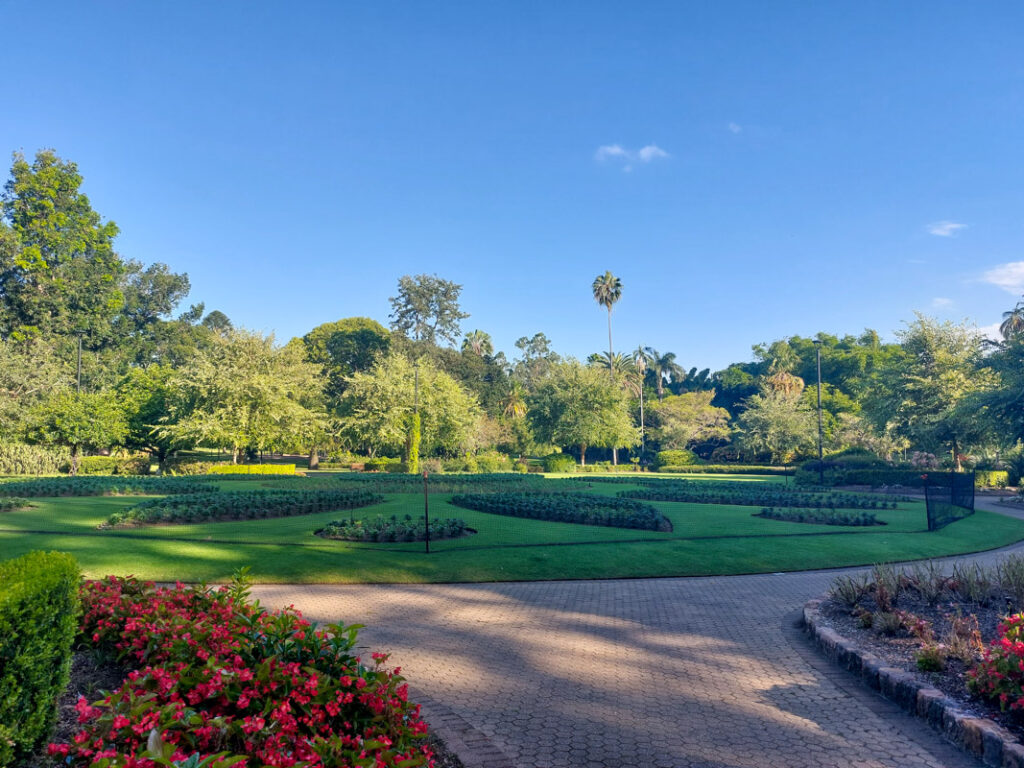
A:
[253,499,1024,768]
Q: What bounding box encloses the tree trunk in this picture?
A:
[580,444,587,467]
[232,446,240,465]
[70,444,80,476]
[308,448,320,470]
[608,310,616,465]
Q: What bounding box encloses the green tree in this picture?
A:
[863,314,995,468]
[512,332,560,388]
[734,383,817,465]
[528,361,639,465]
[0,337,72,437]
[1000,297,1024,340]
[201,310,233,333]
[388,274,469,345]
[301,317,390,402]
[462,329,494,356]
[0,150,125,341]
[649,391,731,451]
[338,352,480,457]
[162,329,326,463]
[25,390,127,474]
[116,365,188,467]
[644,348,684,400]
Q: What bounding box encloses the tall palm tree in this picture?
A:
[502,380,527,421]
[592,271,623,463]
[586,351,633,376]
[1000,298,1024,341]
[644,347,684,399]
[462,329,494,356]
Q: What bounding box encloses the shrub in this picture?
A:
[0,551,80,765]
[828,573,871,608]
[207,463,297,476]
[873,611,903,636]
[475,450,512,474]
[364,457,401,472]
[317,514,469,542]
[621,480,898,511]
[654,449,699,468]
[659,464,793,476]
[0,497,30,512]
[164,459,219,475]
[107,488,384,527]
[77,455,151,475]
[976,470,1010,489]
[51,574,432,766]
[385,461,410,474]
[915,644,946,672]
[0,442,70,476]
[421,457,445,475]
[542,453,576,473]
[968,614,1024,710]
[0,476,208,498]
[450,491,671,531]
[754,507,882,526]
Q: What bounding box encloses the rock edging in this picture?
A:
[803,598,1024,768]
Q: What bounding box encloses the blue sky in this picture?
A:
[2,1,1023,371]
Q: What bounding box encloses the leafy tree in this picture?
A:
[25,390,127,474]
[734,382,817,465]
[116,365,188,467]
[0,150,125,341]
[1000,297,1024,340]
[162,329,326,463]
[528,361,639,465]
[863,314,995,467]
[649,391,731,451]
[338,352,480,457]
[0,337,73,437]
[643,348,684,400]
[512,332,560,388]
[388,274,469,345]
[201,310,233,333]
[462,329,494,356]
[301,317,390,402]
[974,332,1024,446]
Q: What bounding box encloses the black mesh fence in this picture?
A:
[923,471,975,531]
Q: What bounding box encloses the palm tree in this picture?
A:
[1000,298,1024,341]
[502,380,527,421]
[644,348,684,399]
[586,351,633,376]
[462,329,494,356]
[592,271,623,463]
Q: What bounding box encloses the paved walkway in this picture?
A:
[252,498,1024,768]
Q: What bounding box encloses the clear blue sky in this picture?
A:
[2,1,1022,371]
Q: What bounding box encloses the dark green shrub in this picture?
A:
[0,442,70,476]
[364,457,400,472]
[542,453,576,473]
[317,514,468,542]
[976,470,1010,489]
[164,459,219,475]
[384,461,410,474]
[78,455,151,475]
[0,551,80,765]
[0,497,31,512]
[476,450,511,473]
[621,480,899,510]
[451,491,670,531]
[659,464,793,476]
[0,476,207,498]
[754,507,883,526]
[654,449,699,468]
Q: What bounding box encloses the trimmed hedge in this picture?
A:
[450,491,671,531]
[654,449,699,468]
[542,454,576,473]
[106,487,384,527]
[317,514,469,542]
[754,508,883,526]
[77,455,150,475]
[0,476,207,498]
[619,481,899,510]
[207,463,297,476]
[364,457,402,472]
[795,468,1005,489]
[0,551,80,765]
[660,464,793,476]
[0,497,30,512]
[976,470,1011,489]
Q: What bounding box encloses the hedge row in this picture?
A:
[0,442,70,476]
[659,464,794,475]
[317,514,469,542]
[0,476,208,498]
[753,508,883,526]
[107,487,384,527]
[794,468,1011,489]
[619,482,899,510]
[76,455,151,475]
[0,497,30,512]
[450,491,671,531]
[0,551,80,766]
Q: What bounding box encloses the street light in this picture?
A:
[812,339,824,485]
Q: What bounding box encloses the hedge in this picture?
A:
[207,463,297,476]
[794,468,1007,489]
[976,470,1011,489]
[0,551,80,766]
[654,449,699,468]
[450,491,671,531]
[542,454,576,473]
[0,443,70,476]
[0,476,208,498]
[77,455,150,476]
[659,464,793,476]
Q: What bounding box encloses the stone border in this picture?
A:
[803,598,1024,768]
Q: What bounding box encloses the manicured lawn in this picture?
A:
[1,474,1020,583]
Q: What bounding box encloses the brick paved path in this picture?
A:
[253,500,1023,768]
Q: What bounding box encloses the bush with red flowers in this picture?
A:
[49,570,433,767]
[967,613,1024,711]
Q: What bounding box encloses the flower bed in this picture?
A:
[450,491,671,531]
[48,572,434,767]
[0,476,208,498]
[754,508,883,526]
[106,488,384,527]
[619,480,902,510]
[316,515,470,543]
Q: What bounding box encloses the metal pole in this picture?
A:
[76,333,83,394]
[423,471,430,554]
[814,340,823,485]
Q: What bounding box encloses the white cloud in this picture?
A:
[976,322,1003,342]
[595,143,670,171]
[926,221,967,237]
[981,261,1024,294]
[727,122,742,134]
[931,297,954,309]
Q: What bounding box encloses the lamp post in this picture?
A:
[812,339,824,485]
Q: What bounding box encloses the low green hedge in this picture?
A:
[208,463,297,476]
[0,497,31,512]
[660,464,793,475]
[450,491,671,531]
[0,476,208,498]
[77,455,151,475]
[654,449,699,468]
[754,508,883,526]
[0,443,70,476]
[0,551,80,765]
[542,454,576,473]
[795,468,1005,489]
[364,457,402,472]
[317,514,469,542]
[976,470,1011,489]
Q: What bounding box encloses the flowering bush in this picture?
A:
[967,613,1024,711]
[49,571,433,767]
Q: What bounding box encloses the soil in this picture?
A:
[30,652,465,768]
[818,593,1024,739]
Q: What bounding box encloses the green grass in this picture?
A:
[1,473,1021,583]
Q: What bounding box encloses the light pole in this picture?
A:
[812,339,824,485]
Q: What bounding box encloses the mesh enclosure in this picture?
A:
[924,471,975,531]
